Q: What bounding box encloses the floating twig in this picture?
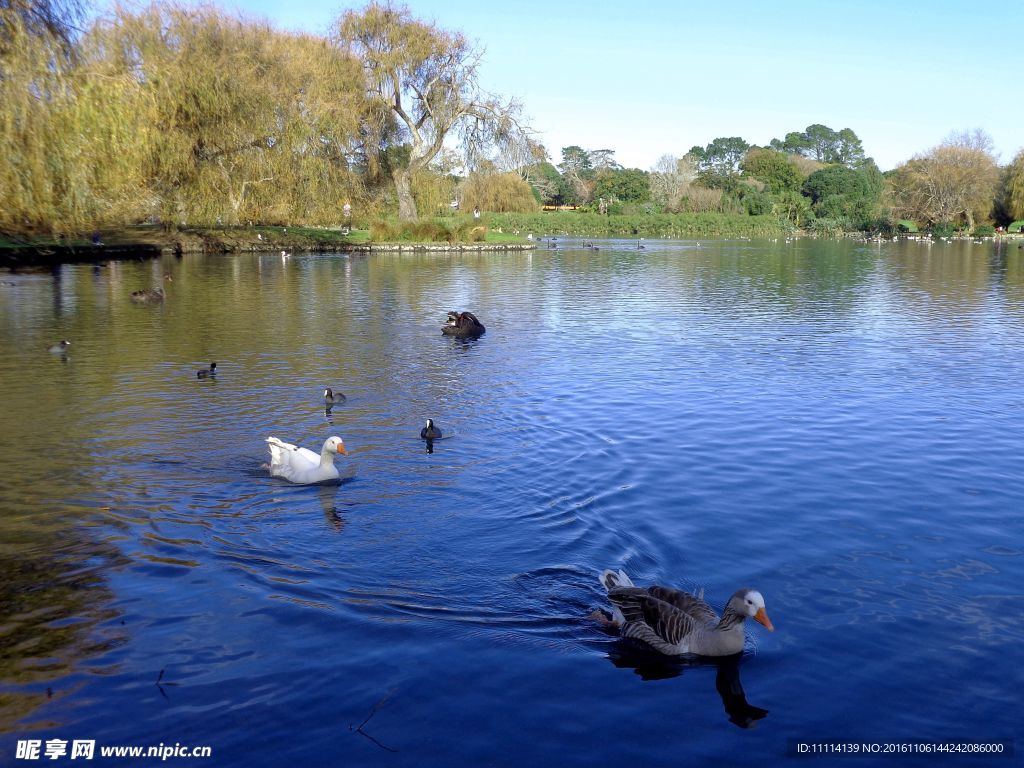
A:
[155,668,179,701]
[349,689,398,753]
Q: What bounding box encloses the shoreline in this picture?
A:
[4,228,1019,268]
[0,226,536,267]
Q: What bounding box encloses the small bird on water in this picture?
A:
[420,419,442,439]
[324,387,346,406]
[130,287,164,303]
[196,362,217,378]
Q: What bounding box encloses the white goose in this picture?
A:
[600,569,773,656]
[266,436,347,484]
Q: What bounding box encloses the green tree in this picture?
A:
[588,148,621,171]
[772,191,813,227]
[802,161,884,225]
[592,168,649,203]
[742,148,801,194]
[834,128,866,167]
[336,2,524,220]
[524,161,568,205]
[558,145,594,204]
[771,124,865,168]
[687,136,750,188]
[770,131,812,156]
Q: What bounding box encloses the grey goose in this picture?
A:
[600,569,773,656]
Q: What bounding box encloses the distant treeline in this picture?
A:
[2,2,1023,237]
[531,129,1024,235]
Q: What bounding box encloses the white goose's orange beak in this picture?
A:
[337,445,348,455]
[754,607,774,632]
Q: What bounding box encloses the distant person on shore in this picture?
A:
[342,201,352,233]
[473,207,481,220]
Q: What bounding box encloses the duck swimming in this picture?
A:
[324,387,346,406]
[266,435,347,484]
[130,287,164,303]
[599,569,773,656]
[442,310,485,338]
[196,362,217,379]
[48,340,71,354]
[420,419,442,439]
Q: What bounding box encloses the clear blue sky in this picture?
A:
[218,0,1022,170]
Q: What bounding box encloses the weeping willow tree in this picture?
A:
[336,2,528,221]
[91,2,369,227]
[0,0,84,52]
[0,0,133,233]
[410,169,456,217]
[1003,149,1024,221]
[458,168,539,213]
[1,1,372,234]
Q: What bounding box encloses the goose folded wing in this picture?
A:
[608,587,701,645]
[645,585,718,625]
[294,446,321,464]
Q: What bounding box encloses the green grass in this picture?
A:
[483,230,529,243]
[367,217,530,244]
[191,225,364,246]
[342,229,370,243]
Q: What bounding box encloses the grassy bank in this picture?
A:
[367,216,532,245]
[0,223,531,265]
[487,211,794,239]
[0,224,365,254]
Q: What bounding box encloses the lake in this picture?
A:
[0,238,1021,766]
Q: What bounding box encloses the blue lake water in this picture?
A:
[0,238,1022,766]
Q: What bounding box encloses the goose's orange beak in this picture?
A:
[337,445,348,455]
[754,608,774,632]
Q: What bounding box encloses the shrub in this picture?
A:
[866,217,898,236]
[368,217,488,243]
[930,222,957,237]
[458,172,539,213]
[807,218,848,237]
[741,188,774,216]
[897,219,919,233]
[973,225,995,237]
[677,187,725,213]
[487,211,790,239]
[1008,220,1024,233]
